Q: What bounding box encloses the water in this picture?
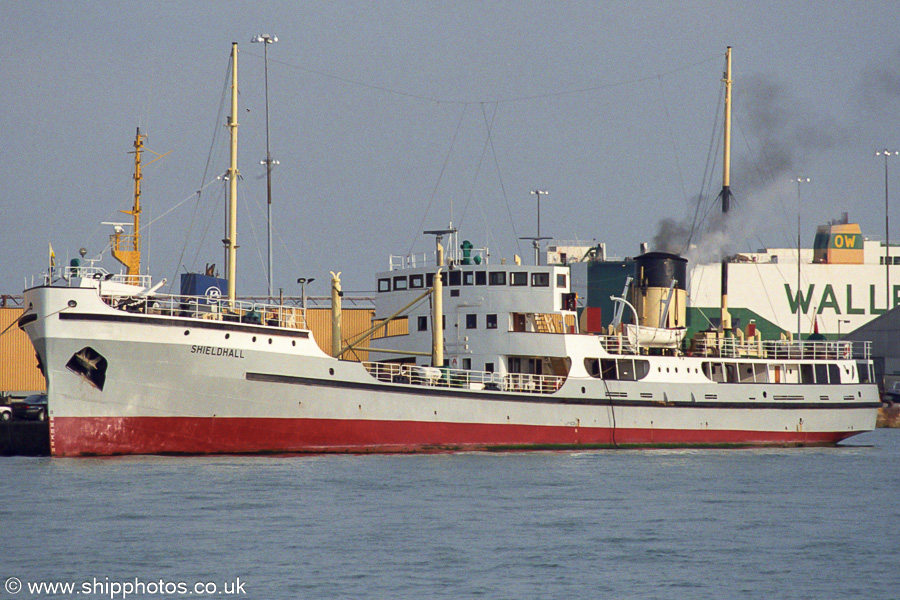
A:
[2,430,898,600]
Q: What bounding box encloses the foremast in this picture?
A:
[110,128,146,285]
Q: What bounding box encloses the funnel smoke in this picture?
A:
[651,74,839,263]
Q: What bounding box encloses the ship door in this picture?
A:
[512,313,526,332]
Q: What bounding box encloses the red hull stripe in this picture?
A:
[49,416,858,457]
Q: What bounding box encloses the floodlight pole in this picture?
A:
[253,34,278,299]
[795,177,810,339]
[877,149,896,311]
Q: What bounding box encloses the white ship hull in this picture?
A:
[20,285,878,456]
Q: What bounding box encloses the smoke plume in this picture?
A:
[651,73,840,263]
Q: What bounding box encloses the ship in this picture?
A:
[17,45,880,456]
[688,216,900,340]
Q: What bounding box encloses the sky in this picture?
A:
[2,0,900,298]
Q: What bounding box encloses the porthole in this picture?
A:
[581,387,586,393]
[329,368,335,376]
[763,391,767,398]
[67,300,77,308]
[252,336,257,342]
[268,338,273,344]
[292,340,296,347]
[225,333,230,340]
[184,330,190,336]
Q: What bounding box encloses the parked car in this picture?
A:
[885,381,900,404]
[12,394,48,422]
[0,405,11,422]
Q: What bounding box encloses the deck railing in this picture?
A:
[599,334,871,361]
[362,362,565,394]
[99,292,307,330]
[63,266,154,289]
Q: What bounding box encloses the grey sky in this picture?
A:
[2,1,899,296]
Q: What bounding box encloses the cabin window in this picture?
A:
[828,364,841,384]
[556,273,567,288]
[425,272,447,288]
[485,362,494,373]
[531,272,550,287]
[463,271,474,286]
[462,358,472,370]
[393,276,408,291]
[815,364,828,384]
[510,272,527,286]
[703,362,725,383]
[450,289,460,297]
[859,363,871,384]
[508,357,522,373]
[489,271,507,285]
[739,364,756,383]
[475,271,487,285]
[598,358,649,380]
[584,358,601,377]
[466,314,477,329]
[753,364,768,383]
[725,363,738,383]
[800,364,815,384]
[486,314,498,329]
[410,274,424,289]
[417,316,428,331]
[378,278,391,292]
[448,270,462,286]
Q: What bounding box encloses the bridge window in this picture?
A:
[475,271,487,285]
[378,278,391,292]
[463,271,474,285]
[531,272,550,287]
[510,272,527,286]
[448,270,462,286]
[595,358,649,380]
[489,271,506,285]
[393,276,408,291]
[410,274,424,289]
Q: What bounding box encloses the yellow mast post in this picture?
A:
[111,128,145,284]
[719,46,733,332]
[111,128,172,285]
[225,42,240,304]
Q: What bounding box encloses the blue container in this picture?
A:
[180,273,228,301]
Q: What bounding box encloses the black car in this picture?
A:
[12,394,48,422]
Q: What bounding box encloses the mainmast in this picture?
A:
[224,42,240,303]
[719,46,733,331]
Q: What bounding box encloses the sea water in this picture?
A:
[2,430,898,600]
